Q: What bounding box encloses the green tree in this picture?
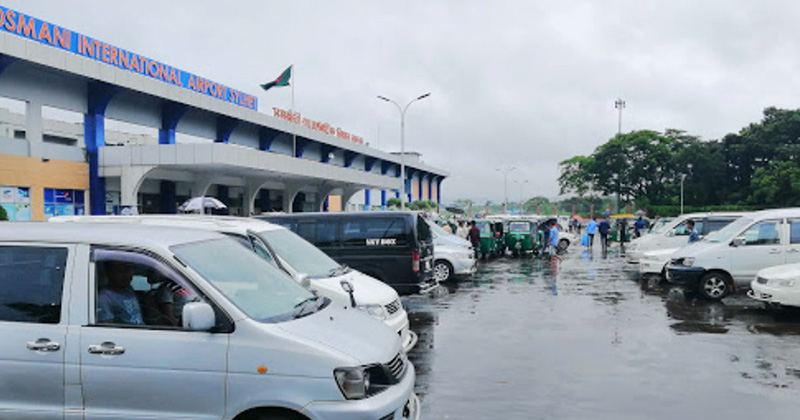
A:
[750,160,800,207]
[0,205,7,221]
[387,198,402,209]
[523,196,550,214]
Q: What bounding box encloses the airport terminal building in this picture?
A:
[0,5,447,221]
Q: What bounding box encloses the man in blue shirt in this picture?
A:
[598,218,611,251]
[586,217,598,247]
[549,221,559,256]
[97,261,144,325]
[687,219,700,243]
[634,216,647,238]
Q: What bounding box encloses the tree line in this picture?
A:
[558,107,800,215]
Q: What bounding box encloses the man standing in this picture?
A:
[687,219,700,243]
[468,221,481,258]
[456,221,469,239]
[586,217,598,247]
[634,216,646,238]
[549,221,560,257]
[598,217,611,252]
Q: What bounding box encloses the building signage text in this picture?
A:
[273,108,364,144]
[0,5,258,111]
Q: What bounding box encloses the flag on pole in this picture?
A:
[260,66,292,92]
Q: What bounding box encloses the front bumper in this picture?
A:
[301,363,419,420]
[749,283,800,307]
[384,309,417,353]
[451,255,478,276]
[665,265,705,287]
[639,258,668,275]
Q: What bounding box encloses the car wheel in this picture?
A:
[698,272,730,300]
[558,239,569,251]
[433,260,453,282]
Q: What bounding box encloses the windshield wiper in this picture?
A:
[328,264,350,277]
[293,295,320,319]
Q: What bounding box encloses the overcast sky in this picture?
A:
[8,0,800,203]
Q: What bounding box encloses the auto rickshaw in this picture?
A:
[475,219,502,259]
[609,214,634,243]
[504,220,534,256]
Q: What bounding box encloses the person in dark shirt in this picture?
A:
[634,216,646,238]
[598,218,611,251]
[687,219,700,243]
[468,221,481,258]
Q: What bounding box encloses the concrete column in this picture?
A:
[282,184,303,214]
[191,175,215,198]
[120,166,154,213]
[85,82,117,215]
[25,100,43,158]
[363,189,372,211]
[243,179,265,216]
[342,188,361,212]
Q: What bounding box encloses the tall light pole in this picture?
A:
[680,163,693,215]
[614,98,626,213]
[496,166,517,213]
[514,179,529,214]
[377,92,431,210]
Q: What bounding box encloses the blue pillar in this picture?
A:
[381,190,387,211]
[159,102,187,144]
[216,116,239,143]
[428,177,433,201]
[405,178,412,204]
[437,179,442,204]
[85,82,117,215]
[394,190,400,199]
[418,175,424,201]
[363,190,371,211]
[159,181,177,214]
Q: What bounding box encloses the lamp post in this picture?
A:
[377,93,431,210]
[680,163,693,215]
[615,98,626,135]
[514,179,529,214]
[496,166,517,213]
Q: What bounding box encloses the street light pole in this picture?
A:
[496,166,517,213]
[377,93,431,210]
[514,179,528,214]
[614,99,626,213]
[680,163,693,215]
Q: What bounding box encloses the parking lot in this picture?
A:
[404,245,800,419]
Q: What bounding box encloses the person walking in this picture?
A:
[586,217,598,247]
[598,217,611,252]
[549,220,562,260]
[634,216,646,238]
[456,221,469,239]
[687,219,700,243]
[468,221,481,258]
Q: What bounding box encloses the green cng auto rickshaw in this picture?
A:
[505,220,534,256]
[475,220,500,259]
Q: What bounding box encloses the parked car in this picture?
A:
[426,220,477,282]
[749,263,800,308]
[0,222,420,420]
[53,215,418,352]
[258,212,435,295]
[626,212,745,264]
[666,208,800,300]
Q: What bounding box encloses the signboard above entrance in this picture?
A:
[0,5,259,111]
[273,108,364,145]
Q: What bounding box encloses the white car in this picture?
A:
[53,215,418,352]
[638,247,681,278]
[427,220,477,282]
[749,263,800,308]
[626,212,744,264]
[666,208,800,300]
[0,222,419,420]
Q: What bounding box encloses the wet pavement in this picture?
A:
[403,245,800,419]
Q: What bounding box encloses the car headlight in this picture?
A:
[357,304,388,320]
[778,279,796,288]
[682,257,695,267]
[334,367,370,400]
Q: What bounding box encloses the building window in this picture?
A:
[44,188,86,218]
[13,129,25,139]
[0,186,31,220]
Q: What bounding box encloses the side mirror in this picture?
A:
[731,236,746,247]
[340,280,357,307]
[295,273,311,289]
[182,302,215,331]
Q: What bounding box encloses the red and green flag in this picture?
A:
[260,66,292,91]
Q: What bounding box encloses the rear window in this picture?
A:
[343,217,408,246]
[417,215,431,242]
[704,219,736,234]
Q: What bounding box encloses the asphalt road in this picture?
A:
[403,245,800,420]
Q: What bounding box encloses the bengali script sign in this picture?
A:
[0,5,258,110]
[273,108,364,144]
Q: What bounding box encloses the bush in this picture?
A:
[0,206,7,221]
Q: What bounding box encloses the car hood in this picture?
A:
[757,263,800,281]
[642,248,681,259]
[670,242,716,259]
[435,235,471,248]
[277,303,399,365]
[313,270,400,307]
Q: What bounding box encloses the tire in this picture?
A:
[698,272,731,300]
[433,260,453,282]
[558,239,569,251]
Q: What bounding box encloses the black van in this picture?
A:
[256,212,435,295]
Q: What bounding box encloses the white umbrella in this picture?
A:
[178,197,227,212]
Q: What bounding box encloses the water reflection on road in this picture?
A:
[403,246,800,419]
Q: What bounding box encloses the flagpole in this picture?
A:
[291,65,296,158]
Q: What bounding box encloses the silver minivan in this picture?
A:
[0,222,419,420]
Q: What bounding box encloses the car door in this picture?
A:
[0,244,72,420]
[80,247,229,420]
[729,219,785,285]
[785,219,800,264]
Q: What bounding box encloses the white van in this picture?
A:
[666,208,800,300]
[0,222,419,420]
[626,212,744,264]
[53,215,417,353]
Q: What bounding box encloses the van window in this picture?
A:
[417,215,431,242]
[790,220,800,244]
[0,246,67,324]
[704,219,734,234]
[296,221,316,242]
[741,220,781,246]
[92,249,200,328]
[315,221,340,247]
[674,220,705,236]
[343,218,408,246]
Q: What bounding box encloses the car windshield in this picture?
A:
[256,228,342,278]
[509,222,530,232]
[428,220,450,237]
[705,217,754,243]
[171,237,316,323]
[650,219,672,234]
